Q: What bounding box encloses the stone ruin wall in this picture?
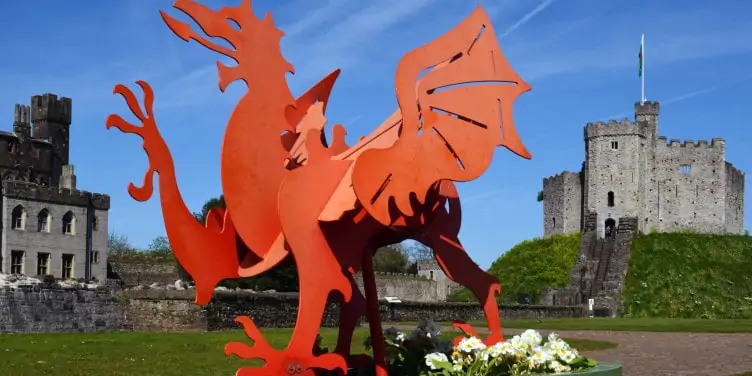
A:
[0,284,585,334]
[108,255,448,302]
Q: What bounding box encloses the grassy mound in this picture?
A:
[623,233,752,319]
[448,233,581,303]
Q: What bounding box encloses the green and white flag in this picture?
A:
[638,34,644,77]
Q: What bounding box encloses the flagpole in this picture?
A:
[641,33,645,104]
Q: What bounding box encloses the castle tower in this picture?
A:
[13,104,31,140]
[637,101,659,233]
[31,94,72,188]
[583,113,649,237]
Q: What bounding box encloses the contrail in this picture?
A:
[499,0,556,40]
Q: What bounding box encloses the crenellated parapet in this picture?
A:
[543,171,581,186]
[583,118,647,140]
[726,162,745,183]
[656,136,725,148]
[2,181,110,210]
[634,101,659,116]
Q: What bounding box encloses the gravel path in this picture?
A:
[392,325,752,376]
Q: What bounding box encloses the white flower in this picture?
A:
[521,329,543,347]
[457,336,486,353]
[396,332,406,342]
[528,346,552,366]
[549,360,572,373]
[559,349,577,364]
[424,352,448,370]
[452,362,463,372]
[547,332,560,343]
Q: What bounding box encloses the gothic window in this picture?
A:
[37,208,51,232]
[11,205,25,230]
[607,191,615,207]
[62,211,76,235]
[611,141,619,150]
[679,164,691,174]
[92,251,100,264]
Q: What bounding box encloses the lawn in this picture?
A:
[0,328,615,376]
[405,318,752,333]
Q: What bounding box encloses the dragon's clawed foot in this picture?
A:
[451,320,504,346]
[105,81,160,202]
[226,316,348,376]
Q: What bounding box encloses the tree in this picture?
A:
[372,245,409,273]
[147,236,172,255]
[193,195,226,224]
[537,190,544,202]
[404,241,434,261]
[108,231,135,255]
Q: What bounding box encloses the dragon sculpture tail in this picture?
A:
[106,81,241,305]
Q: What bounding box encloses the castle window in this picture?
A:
[611,141,618,150]
[11,205,25,230]
[92,251,100,264]
[552,217,556,228]
[62,211,76,235]
[430,271,434,280]
[10,250,25,274]
[92,216,99,231]
[607,191,615,207]
[37,208,51,233]
[37,252,50,276]
[61,254,74,279]
[679,164,691,174]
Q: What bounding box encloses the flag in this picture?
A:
[638,35,644,77]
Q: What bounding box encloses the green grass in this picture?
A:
[623,233,752,319]
[448,233,581,303]
[0,328,615,376]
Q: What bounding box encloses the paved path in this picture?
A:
[391,325,752,376]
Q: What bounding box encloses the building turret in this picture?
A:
[31,93,72,187]
[13,104,31,140]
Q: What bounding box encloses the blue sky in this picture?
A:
[1,0,750,269]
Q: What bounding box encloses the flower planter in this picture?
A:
[559,363,621,375]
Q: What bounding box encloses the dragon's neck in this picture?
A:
[154,152,203,244]
[220,82,295,256]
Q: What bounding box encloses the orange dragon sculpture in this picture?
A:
[106,0,531,375]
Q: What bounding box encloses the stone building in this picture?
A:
[417,259,459,300]
[0,94,109,280]
[543,101,745,238]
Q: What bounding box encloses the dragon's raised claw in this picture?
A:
[226,316,347,376]
[105,81,160,202]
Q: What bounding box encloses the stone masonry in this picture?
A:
[0,284,585,334]
[0,94,109,281]
[541,215,638,316]
[542,101,745,238]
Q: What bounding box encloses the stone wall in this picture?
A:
[0,285,123,333]
[108,254,179,286]
[109,256,448,302]
[123,289,585,332]
[542,171,583,235]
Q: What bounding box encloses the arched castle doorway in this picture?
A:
[604,218,616,239]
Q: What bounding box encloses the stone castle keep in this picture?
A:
[543,101,745,238]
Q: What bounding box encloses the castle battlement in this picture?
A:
[656,136,725,148]
[31,93,72,126]
[2,181,110,210]
[584,118,647,139]
[726,162,745,182]
[543,171,580,184]
[542,99,744,237]
[635,100,660,116]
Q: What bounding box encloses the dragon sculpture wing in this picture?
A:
[349,5,532,226]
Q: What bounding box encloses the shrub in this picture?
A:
[448,233,581,304]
